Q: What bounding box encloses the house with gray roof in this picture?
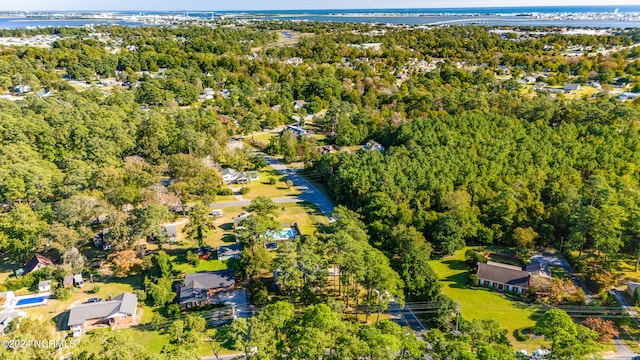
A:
[67,292,138,337]
[221,168,249,184]
[178,270,235,309]
[0,310,24,335]
[217,243,242,261]
[476,261,532,294]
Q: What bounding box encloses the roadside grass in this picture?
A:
[429,247,548,353]
[76,326,237,357]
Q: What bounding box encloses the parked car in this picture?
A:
[87,298,103,303]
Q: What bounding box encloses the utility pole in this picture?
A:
[454,301,461,335]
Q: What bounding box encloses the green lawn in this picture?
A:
[75,326,238,357]
[173,257,228,274]
[429,248,547,353]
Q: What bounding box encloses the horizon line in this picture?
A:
[4,4,639,13]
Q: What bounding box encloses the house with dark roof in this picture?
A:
[476,261,532,294]
[67,292,138,337]
[24,255,54,274]
[177,270,235,309]
[217,243,242,261]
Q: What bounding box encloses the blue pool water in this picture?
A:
[266,228,296,239]
[16,296,46,306]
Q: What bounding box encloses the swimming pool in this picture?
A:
[15,296,47,307]
[265,228,296,240]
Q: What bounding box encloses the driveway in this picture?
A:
[530,253,591,299]
[211,197,302,209]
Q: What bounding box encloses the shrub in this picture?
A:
[90,285,100,294]
[468,274,479,287]
[267,177,276,185]
[250,282,269,306]
[465,249,484,269]
[514,328,530,341]
[239,187,250,195]
[166,303,181,318]
[134,289,147,302]
[5,274,35,291]
[216,188,233,196]
[54,287,72,301]
[583,317,618,343]
[186,251,200,266]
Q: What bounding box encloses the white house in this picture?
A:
[38,280,51,293]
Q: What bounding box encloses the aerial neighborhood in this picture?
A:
[1,4,640,360]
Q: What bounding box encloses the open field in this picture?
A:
[251,30,315,52]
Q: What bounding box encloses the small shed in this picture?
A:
[211,209,224,218]
[38,280,51,293]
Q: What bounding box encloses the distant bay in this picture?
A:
[2,5,640,29]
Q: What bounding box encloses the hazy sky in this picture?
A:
[4,0,640,11]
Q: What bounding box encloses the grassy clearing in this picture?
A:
[204,202,326,250]
[429,247,547,353]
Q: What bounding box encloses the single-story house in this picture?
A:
[177,270,235,309]
[619,92,640,100]
[221,168,249,184]
[362,140,385,152]
[0,310,24,335]
[293,100,306,109]
[38,280,51,293]
[217,243,242,261]
[67,292,138,337]
[563,83,581,93]
[477,261,532,294]
[13,84,31,94]
[627,282,640,297]
[24,254,54,274]
[63,273,84,288]
[163,224,178,243]
[283,125,308,137]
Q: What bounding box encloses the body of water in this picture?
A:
[2,6,640,29]
[0,18,143,29]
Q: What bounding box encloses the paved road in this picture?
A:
[202,354,244,360]
[388,302,428,339]
[263,155,335,219]
[211,197,302,209]
[609,290,640,359]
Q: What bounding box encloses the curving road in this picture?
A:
[262,155,335,219]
